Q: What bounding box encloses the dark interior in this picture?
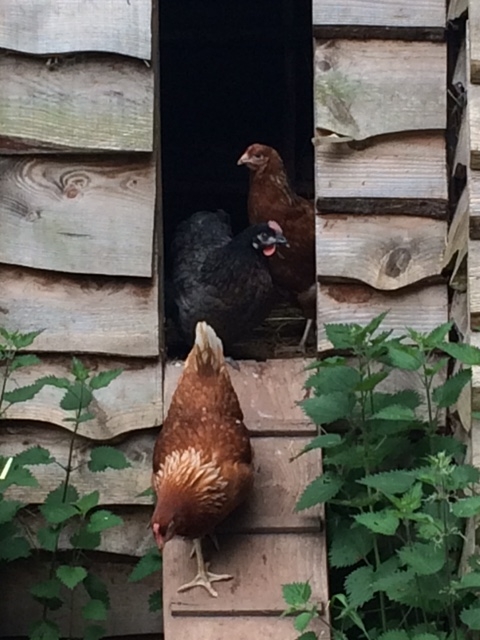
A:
[159,0,314,358]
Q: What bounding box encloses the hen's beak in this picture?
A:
[152,523,165,550]
[237,153,250,165]
[264,233,289,248]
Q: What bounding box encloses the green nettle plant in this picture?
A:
[282,313,480,640]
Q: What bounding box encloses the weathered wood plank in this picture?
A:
[312,0,445,29]
[1,427,322,531]
[467,242,480,330]
[447,0,467,21]
[451,290,469,340]
[3,357,162,440]
[467,334,480,412]
[1,559,162,637]
[164,533,328,615]
[470,169,480,239]
[452,358,472,434]
[165,359,315,435]
[165,616,327,640]
[0,0,152,59]
[453,111,469,180]
[317,283,448,353]
[0,54,153,153]
[314,40,446,141]
[0,156,155,276]
[316,215,446,289]
[470,0,480,84]
[0,265,158,356]
[315,132,447,210]
[443,187,468,285]
[468,72,480,169]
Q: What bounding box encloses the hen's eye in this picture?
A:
[259,232,269,241]
[253,153,262,159]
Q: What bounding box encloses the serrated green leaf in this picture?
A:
[3,381,44,404]
[148,589,162,612]
[70,526,101,550]
[305,366,360,393]
[458,572,480,589]
[372,390,421,413]
[358,470,415,495]
[387,345,424,370]
[76,491,100,515]
[371,405,416,421]
[282,581,312,607]
[297,633,318,640]
[83,598,108,621]
[412,634,444,640]
[295,472,343,511]
[84,573,110,609]
[345,565,375,607]
[397,542,445,575]
[355,510,399,535]
[425,322,453,348]
[30,578,62,600]
[292,434,342,460]
[15,446,54,466]
[87,510,123,533]
[45,482,79,505]
[374,569,415,601]
[294,611,314,632]
[301,392,356,425]
[325,323,358,350]
[0,534,31,560]
[88,446,132,472]
[440,342,480,365]
[129,547,162,582]
[0,464,38,488]
[39,375,71,389]
[329,524,374,568]
[378,631,410,640]
[39,503,79,525]
[89,368,123,390]
[84,625,105,640]
[451,464,480,488]
[460,606,480,630]
[9,354,41,371]
[60,381,93,411]
[136,486,155,499]
[356,370,389,392]
[362,311,389,336]
[71,356,90,382]
[452,495,480,517]
[29,619,60,640]
[37,526,59,552]
[0,498,22,523]
[432,369,471,408]
[56,565,88,589]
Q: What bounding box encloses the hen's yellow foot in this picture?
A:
[177,563,233,597]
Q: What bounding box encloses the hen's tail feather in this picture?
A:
[190,321,225,374]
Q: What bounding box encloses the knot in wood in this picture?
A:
[384,247,411,278]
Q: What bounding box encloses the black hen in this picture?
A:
[171,210,288,348]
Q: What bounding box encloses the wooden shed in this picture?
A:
[0,0,463,638]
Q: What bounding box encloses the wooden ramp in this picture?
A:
[162,359,329,639]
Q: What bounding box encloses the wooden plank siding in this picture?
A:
[0,0,152,59]
[0,156,156,276]
[0,2,161,638]
[0,54,154,153]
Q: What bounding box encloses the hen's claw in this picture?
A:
[177,563,233,597]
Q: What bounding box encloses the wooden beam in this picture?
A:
[317,283,448,353]
[469,0,480,84]
[3,357,162,440]
[0,264,159,357]
[312,0,445,29]
[469,169,480,239]
[314,40,445,141]
[0,54,153,153]
[316,214,446,289]
[443,187,468,282]
[0,156,155,277]
[315,132,447,213]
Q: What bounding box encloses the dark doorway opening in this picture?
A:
[160,0,314,358]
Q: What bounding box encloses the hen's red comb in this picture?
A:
[267,220,283,234]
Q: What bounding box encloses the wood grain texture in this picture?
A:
[164,533,328,615]
[315,132,447,205]
[0,265,159,356]
[443,188,468,285]
[469,79,480,170]
[0,0,152,59]
[2,357,162,440]
[316,214,446,289]
[0,156,155,276]
[451,290,469,340]
[470,169,480,239]
[312,0,445,28]
[165,359,315,435]
[1,427,322,531]
[0,54,153,153]
[314,40,446,140]
[453,110,469,179]
[317,283,448,353]
[0,560,162,637]
[467,242,480,330]
[470,0,480,84]
[447,0,467,20]
[467,333,480,412]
